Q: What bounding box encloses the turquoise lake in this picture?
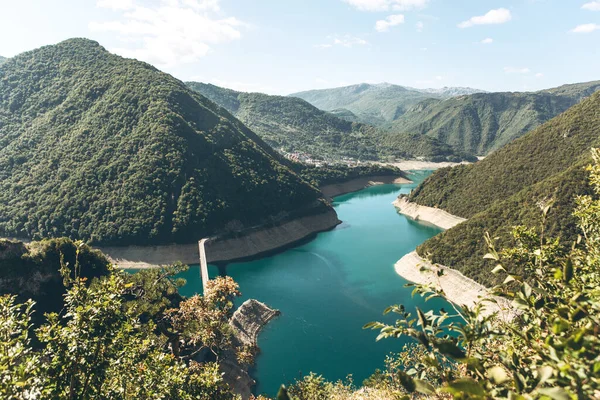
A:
[177,170,449,396]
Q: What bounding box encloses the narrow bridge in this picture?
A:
[198,238,209,292]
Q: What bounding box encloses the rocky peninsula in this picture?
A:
[222,299,281,399]
[393,196,466,230]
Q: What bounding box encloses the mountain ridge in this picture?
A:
[188,81,472,162]
[289,83,482,126]
[391,80,600,155]
[0,38,333,246]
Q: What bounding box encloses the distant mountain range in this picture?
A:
[391,81,600,155]
[188,82,473,162]
[409,89,600,286]
[289,83,484,126]
[292,81,600,156]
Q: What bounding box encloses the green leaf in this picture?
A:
[434,340,466,359]
[487,365,510,385]
[414,379,436,395]
[538,387,571,400]
[397,371,416,393]
[484,252,498,260]
[416,307,428,328]
[444,378,485,396]
[552,318,570,334]
[537,365,554,385]
[492,264,506,274]
[563,259,574,284]
[277,385,291,400]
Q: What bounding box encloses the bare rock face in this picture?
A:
[221,299,281,400]
[230,299,281,347]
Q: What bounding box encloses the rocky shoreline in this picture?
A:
[395,251,514,321]
[320,175,411,199]
[223,299,281,399]
[100,208,341,269]
[393,196,466,230]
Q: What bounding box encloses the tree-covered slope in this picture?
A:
[0,39,330,246]
[0,56,6,66]
[391,81,600,155]
[408,90,600,285]
[289,83,441,126]
[188,82,470,162]
[187,82,380,160]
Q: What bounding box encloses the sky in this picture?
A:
[0,0,599,95]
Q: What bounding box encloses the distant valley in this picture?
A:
[188,82,472,162]
[293,81,600,156]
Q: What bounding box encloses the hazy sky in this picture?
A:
[1,0,599,94]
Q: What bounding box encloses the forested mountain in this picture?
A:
[290,83,483,126]
[0,56,6,66]
[290,83,442,126]
[188,82,471,162]
[407,90,600,285]
[187,82,381,160]
[391,81,600,155]
[0,39,331,246]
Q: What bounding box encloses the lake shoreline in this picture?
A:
[394,251,515,321]
[393,196,466,230]
[100,208,341,269]
[104,173,420,270]
[320,175,412,199]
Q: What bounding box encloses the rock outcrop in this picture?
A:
[222,299,281,400]
[393,196,466,230]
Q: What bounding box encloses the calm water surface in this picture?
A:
[177,170,449,396]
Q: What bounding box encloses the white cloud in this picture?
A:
[375,14,405,32]
[96,0,135,10]
[416,21,424,32]
[316,35,369,48]
[481,37,493,44]
[458,8,512,28]
[535,73,544,78]
[504,67,531,74]
[582,1,600,11]
[89,0,243,68]
[343,0,429,12]
[571,23,600,33]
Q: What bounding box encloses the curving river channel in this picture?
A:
[177,170,452,396]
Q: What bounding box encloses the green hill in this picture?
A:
[408,90,600,285]
[187,82,471,162]
[187,82,380,160]
[391,81,600,155]
[289,83,483,127]
[290,83,442,126]
[0,39,331,246]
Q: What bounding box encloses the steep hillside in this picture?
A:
[290,83,440,126]
[407,91,600,285]
[0,39,331,246]
[188,82,469,162]
[289,83,484,126]
[413,86,486,97]
[187,82,380,160]
[0,238,110,322]
[392,81,600,155]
